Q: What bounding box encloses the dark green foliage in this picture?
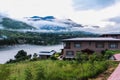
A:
[50,55,58,60]
[6,50,31,63]
[6,59,16,63]
[14,50,31,61]
[0,30,98,45]
[0,38,18,45]
[15,50,27,60]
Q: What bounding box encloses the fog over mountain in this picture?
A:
[0,0,120,34]
[0,13,120,34]
[0,14,101,33]
[22,16,84,31]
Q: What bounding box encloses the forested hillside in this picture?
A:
[0,30,98,45]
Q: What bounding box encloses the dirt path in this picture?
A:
[108,63,120,80]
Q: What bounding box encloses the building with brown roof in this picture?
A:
[100,33,120,39]
[62,37,120,59]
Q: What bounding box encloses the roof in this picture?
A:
[38,50,56,56]
[0,38,3,40]
[113,54,120,61]
[100,33,120,36]
[63,37,120,42]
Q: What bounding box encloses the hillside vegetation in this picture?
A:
[0,60,118,80]
[0,49,120,80]
[0,30,98,45]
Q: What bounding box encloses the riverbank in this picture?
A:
[0,44,63,64]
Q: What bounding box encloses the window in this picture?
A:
[64,42,70,49]
[96,43,104,48]
[112,36,118,38]
[109,43,118,48]
[66,51,74,58]
[74,42,81,48]
[89,42,91,46]
[66,51,74,56]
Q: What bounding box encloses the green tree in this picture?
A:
[14,50,31,62]
[15,50,27,61]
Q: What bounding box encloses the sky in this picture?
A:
[0,0,120,33]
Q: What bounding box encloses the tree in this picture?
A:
[14,50,31,62]
[6,50,32,63]
[14,50,28,61]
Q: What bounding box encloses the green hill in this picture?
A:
[0,18,36,29]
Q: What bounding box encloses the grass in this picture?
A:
[0,60,118,80]
[90,61,119,80]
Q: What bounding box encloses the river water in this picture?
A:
[0,44,63,64]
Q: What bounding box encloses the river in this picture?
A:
[0,44,63,64]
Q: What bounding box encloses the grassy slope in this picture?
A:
[90,61,119,80]
[0,60,119,80]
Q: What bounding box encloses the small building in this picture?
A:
[38,50,56,59]
[62,37,120,59]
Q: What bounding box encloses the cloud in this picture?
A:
[0,0,74,18]
[107,16,120,24]
[73,0,116,10]
[0,12,8,17]
[0,0,120,33]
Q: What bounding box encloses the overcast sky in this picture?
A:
[0,0,120,32]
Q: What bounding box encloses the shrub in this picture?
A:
[50,55,58,60]
[104,50,114,59]
[75,52,88,63]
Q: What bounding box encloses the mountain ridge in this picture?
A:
[23,16,84,31]
[0,15,101,33]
